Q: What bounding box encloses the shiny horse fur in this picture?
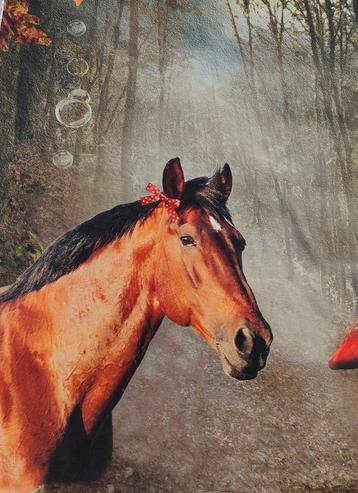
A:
[0,158,272,492]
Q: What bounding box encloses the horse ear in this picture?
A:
[162,157,185,199]
[211,163,232,200]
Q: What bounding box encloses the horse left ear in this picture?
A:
[211,163,232,200]
[162,157,185,199]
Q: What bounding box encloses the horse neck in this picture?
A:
[19,209,164,415]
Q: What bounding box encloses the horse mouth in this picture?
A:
[220,352,258,381]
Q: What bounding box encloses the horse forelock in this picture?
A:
[179,176,233,225]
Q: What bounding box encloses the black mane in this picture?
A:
[0,176,232,302]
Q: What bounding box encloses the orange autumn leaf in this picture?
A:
[0,0,51,51]
[73,0,84,6]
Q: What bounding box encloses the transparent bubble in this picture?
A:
[67,20,87,37]
[55,98,92,128]
[52,151,74,168]
[66,57,89,76]
[68,88,91,103]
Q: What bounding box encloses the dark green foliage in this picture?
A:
[0,230,43,278]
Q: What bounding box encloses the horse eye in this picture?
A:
[180,235,196,246]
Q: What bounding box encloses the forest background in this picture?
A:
[0,1,357,492]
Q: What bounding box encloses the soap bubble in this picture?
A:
[55,98,92,128]
[66,57,89,76]
[67,20,87,37]
[68,88,91,103]
[52,151,74,168]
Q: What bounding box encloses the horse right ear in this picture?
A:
[162,157,185,199]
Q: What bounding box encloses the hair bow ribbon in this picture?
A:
[140,183,180,222]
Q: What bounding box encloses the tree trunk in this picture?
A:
[157,0,170,156]
[15,0,55,145]
[120,0,140,202]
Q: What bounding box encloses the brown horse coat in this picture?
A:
[0,159,272,492]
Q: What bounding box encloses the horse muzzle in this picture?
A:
[217,326,272,381]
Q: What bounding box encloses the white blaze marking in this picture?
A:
[209,216,222,232]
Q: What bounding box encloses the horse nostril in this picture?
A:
[234,327,254,355]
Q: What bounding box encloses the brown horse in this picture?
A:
[0,158,272,492]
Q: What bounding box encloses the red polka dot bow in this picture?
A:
[140,183,181,222]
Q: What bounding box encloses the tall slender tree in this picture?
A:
[120,0,139,201]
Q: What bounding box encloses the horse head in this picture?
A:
[153,158,273,380]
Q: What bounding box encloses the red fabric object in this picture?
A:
[328,323,358,370]
[140,183,181,222]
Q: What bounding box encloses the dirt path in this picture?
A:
[44,277,358,493]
